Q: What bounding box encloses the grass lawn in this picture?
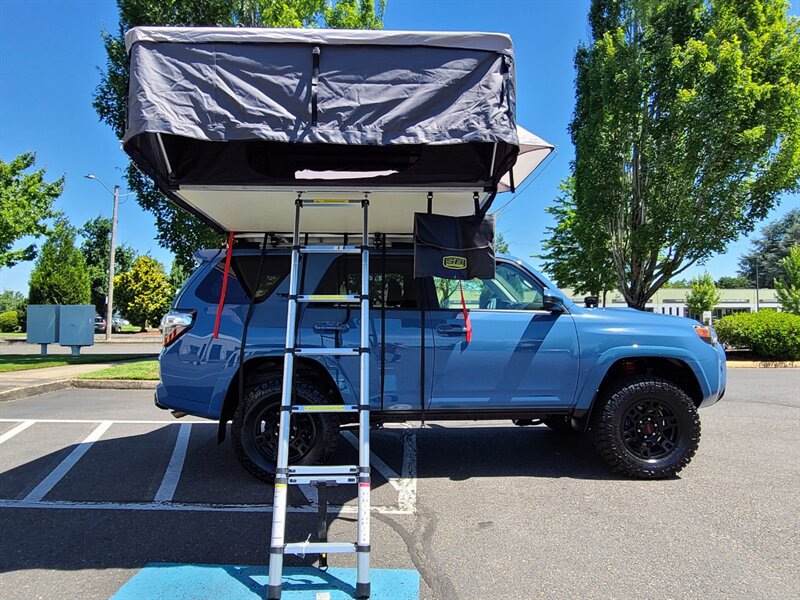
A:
[0,332,25,338]
[119,325,144,333]
[0,354,157,373]
[76,359,159,380]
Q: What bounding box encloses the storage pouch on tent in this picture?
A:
[413,213,495,280]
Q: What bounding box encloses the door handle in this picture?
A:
[314,322,350,334]
[437,324,467,336]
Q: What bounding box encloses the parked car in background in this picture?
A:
[94,314,121,334]
[156,248,726,482]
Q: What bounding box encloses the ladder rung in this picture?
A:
[301,199,364,206]
[291,404,359,413]
[284,542,356,555]
[289,475,357,485]
[297,294,360,303]
[295,347,359,356]
[299,245,361,254]
[289,465,358,475]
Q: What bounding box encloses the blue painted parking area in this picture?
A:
[111,564,419,600]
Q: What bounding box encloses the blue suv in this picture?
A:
[157,247,726,480]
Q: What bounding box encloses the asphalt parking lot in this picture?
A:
[1,368,798,599]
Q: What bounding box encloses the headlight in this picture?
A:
[694,324,718,346]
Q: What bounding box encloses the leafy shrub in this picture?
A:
[0,310,19,333]
[715,311,800,360]
[0,290,26,331]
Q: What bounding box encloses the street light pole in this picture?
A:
[85,175,120,341]
[755,258,760,313]
[107,185,119,342]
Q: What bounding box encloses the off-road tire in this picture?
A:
[543,416,579,434]
[591,376,700,479]
[232,374,339,482]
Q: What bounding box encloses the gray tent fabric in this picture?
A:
[126,41,516,147]
[123,27,519,194]
[125,27,515,56]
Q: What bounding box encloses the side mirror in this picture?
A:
[543,290,564,313]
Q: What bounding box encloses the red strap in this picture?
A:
[213,231,235,339]
[458,280,473,343]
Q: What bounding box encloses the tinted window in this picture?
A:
[434,263,544,311]
[195,255,290,304]
[316,255,420,309]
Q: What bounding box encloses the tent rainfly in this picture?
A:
[123,27,554,235]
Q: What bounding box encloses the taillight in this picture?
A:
[694,324,717,345]
[162,309,195,347]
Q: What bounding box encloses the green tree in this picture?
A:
[570,0,800,309]
[94,0,386,269]
[495,232,510,255]
[686,273,721,322]
[0,290,27,331]
[80,216,137,315]
[540,178,617,302]
[775,244,800,314]
[115,256,173,331]
[0,290,25,313]
[716,275,752,289]
[0,152,63,268]
[28,219,91,305]
[738,208,800,288]
[168,258,192,291]
[662,278,691,288]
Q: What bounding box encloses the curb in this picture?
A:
[726,361,799,368]
[0,380,72,402]
[0,379,158,402]
[71,379,158,390]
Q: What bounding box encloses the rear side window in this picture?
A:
[316,255,421,309]
[194,255,290,304]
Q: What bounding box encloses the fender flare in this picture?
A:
[213,353,359,443]
[574,345,711,412]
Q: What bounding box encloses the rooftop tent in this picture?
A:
[123,26,554,234]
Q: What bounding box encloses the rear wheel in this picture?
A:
[591,376,700,479]
[232,374,339,481]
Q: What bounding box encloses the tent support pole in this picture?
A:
[237,232,269,434]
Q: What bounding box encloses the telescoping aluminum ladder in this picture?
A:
[267,196,372,600]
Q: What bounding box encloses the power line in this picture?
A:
[490,149,559,217]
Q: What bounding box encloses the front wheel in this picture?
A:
[231,374,340,481]
[591,376,700,479]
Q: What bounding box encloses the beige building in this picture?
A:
[563,287,782,320]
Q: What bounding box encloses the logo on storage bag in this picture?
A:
[443,256,467,270]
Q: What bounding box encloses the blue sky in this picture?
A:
[1,0,797,294]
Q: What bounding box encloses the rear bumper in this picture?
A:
[154,384,169,410]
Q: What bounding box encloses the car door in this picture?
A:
[298,252,428,412]
[426,261,579,411]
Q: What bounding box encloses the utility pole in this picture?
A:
[85,175,120,341]
[755,259,760,313]
[107,185,119,341]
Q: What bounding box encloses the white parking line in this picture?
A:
[343,430,418,514]
[0,420,35,444]
[399,432,418,513]
[154,423,192,503]
[2,420,418,515]
[23,421,113,502]
[0,419,211,425]
[0,499,413,515]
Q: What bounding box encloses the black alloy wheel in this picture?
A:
[620,400,680,460]
[591,376,700,479]
[232,374,339,481]
[248,399,319,465]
